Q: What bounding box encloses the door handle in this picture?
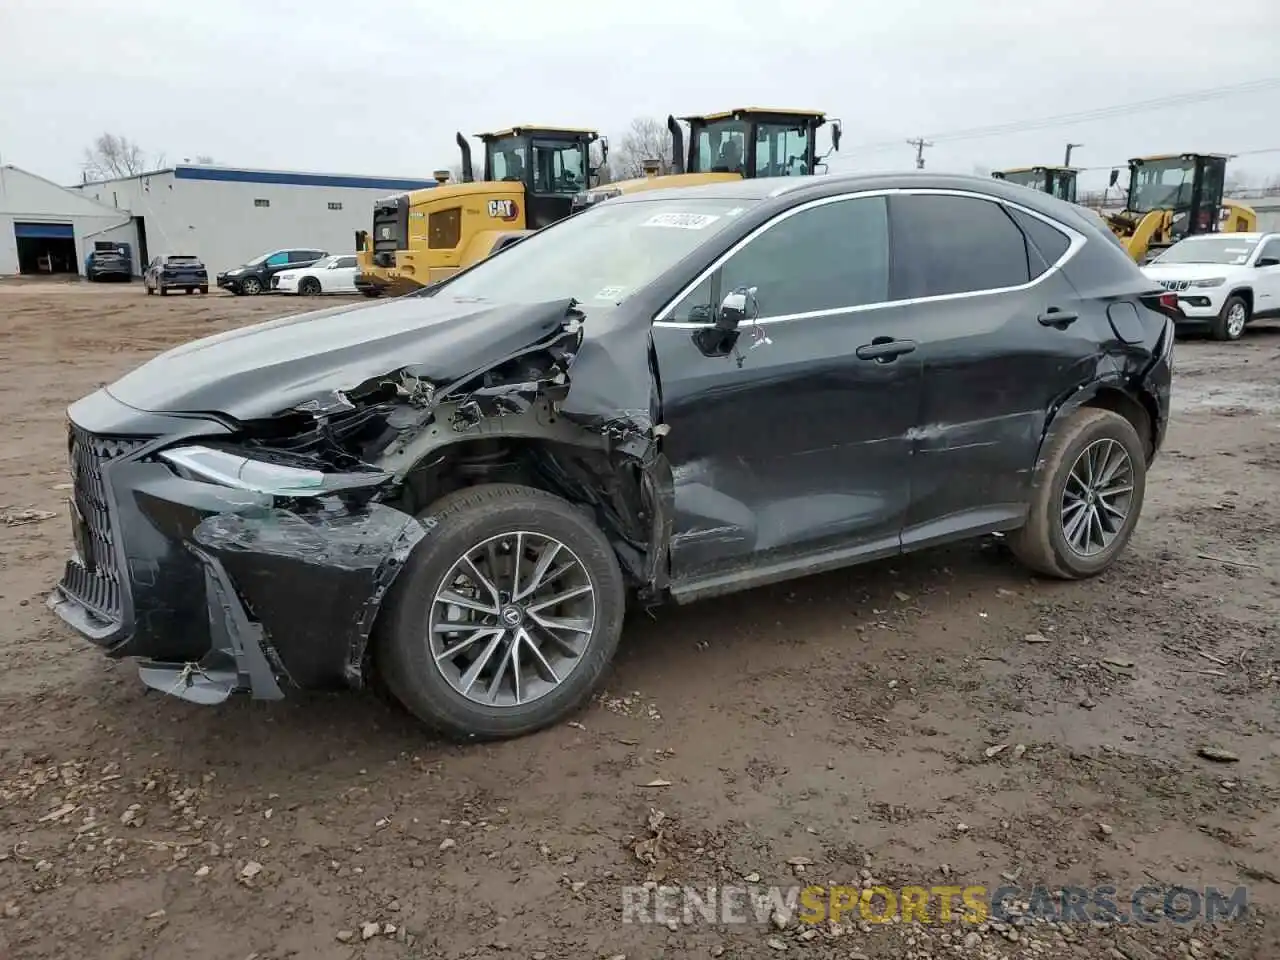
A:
[855,337,917,362]
[1038,308,1079,327]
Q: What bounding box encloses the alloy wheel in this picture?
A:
[242,278,261,295]
[1226,302,1247,339]
[1060,438,1135,557]
[428,532,596,707]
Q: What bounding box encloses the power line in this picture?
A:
[840,77,1280,157]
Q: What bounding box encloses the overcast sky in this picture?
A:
[2,0,1278,191]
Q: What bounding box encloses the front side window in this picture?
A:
[336,256,358,269]
[694,120,748,174]
[435,198,754,307]
[488,136,528,182]
[1128,159,1195,214]
[1255,239,1280,264]
[531,141,587,194]
[755,122,810,177]
[892,194,1031,298]
[671,196,890,321]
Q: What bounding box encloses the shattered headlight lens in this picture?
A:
[158,445,387,497]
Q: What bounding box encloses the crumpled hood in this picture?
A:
[105,295,580,421]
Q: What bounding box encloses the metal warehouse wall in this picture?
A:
[0,166,138,276]
[76,166,434,276]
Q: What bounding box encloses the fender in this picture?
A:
[1030,371,1156,489]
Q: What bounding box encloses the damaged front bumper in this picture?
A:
[48,390,423,705]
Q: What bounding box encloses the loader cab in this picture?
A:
[1125,153,1228,238]
[682,108,839,178]
[992,165,1079,203]
[476,126,600,229]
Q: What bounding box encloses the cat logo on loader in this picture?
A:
[488,199,519,222]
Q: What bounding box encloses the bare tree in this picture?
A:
[609,116,674,181]
[81,133,164,181]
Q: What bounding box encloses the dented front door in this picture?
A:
[650,193,921,581]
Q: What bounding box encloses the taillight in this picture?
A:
[1140,291,1182,320]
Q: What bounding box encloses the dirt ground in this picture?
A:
[0,281,1276,960]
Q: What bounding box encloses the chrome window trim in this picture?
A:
[652,187,1087,329]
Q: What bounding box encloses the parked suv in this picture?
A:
[50,173,1173,742]
[1141,232,1280,341]
[216,248,326,295]
[144,255,208,295]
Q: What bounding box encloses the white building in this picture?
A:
[72,163,436,276]
[0,165,138,277]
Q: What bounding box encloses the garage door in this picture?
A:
[14,221,74,239]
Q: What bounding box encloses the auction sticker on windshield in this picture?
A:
[642,212,721,230]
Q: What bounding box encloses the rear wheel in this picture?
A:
[1008,408,1146,579]
[240,276,262,296]
[299,276,322,296]
[1211,295,1249,341]
[199,285,209,295]
[378,484,626,741]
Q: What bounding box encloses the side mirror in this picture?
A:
[717,286,758,330]
[1109,169,1120,188]
[1258,256,1280,268]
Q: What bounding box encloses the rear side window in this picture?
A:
[288,250,319,263]
[891,194,1030,299]
[1007,207,1071,276]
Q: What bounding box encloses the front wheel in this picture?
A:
[299,277,322,296]
[1211,295,1249,341]
[1008,408,1147,579]
[378,484,626,741]
[240,277,262,296]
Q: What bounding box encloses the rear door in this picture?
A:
[650,193,921,582]
[330,255,359,292]
[886,190,1101,546]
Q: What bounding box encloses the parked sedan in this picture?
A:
[144,255,208,295]
[1141,232,1280,340]
[50,173,1173,743]
[216,248,326,295]
[271,255,359,295]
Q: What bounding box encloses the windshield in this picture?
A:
[1152,237,1259,265]
[1128,159,1194,214]
[755,122,810,177]
[309,256,337,269]
[246,252,273,266]
[434,198,756,306]
[1050,173,1077,203]
[693,120,748,174]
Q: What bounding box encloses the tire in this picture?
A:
[1008,408,1147,580]
[378,483,626,741]
[240,276,262,296]
[159,286,168,296]
[299,277,322,296]
[145,283,153,296]
[1211,294,1249,341]
[199,285,209,295]
[185,287,194,294]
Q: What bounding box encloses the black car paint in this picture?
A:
[216,249,326,295]
[50,172,1173,706]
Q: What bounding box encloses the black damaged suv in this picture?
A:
[51,173,1174,740]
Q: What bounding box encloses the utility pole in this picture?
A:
[906,137,933,169]
[1064,143,1083,166]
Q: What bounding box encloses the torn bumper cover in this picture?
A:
[48,392,425,704]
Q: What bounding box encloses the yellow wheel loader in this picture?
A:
[991,165,1079,203]
[1105,153,1258,263]
[354,125,604,297]
[571,108,842,211]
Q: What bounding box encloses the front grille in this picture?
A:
[58,426,149,623]
[1159,279,1191,292]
